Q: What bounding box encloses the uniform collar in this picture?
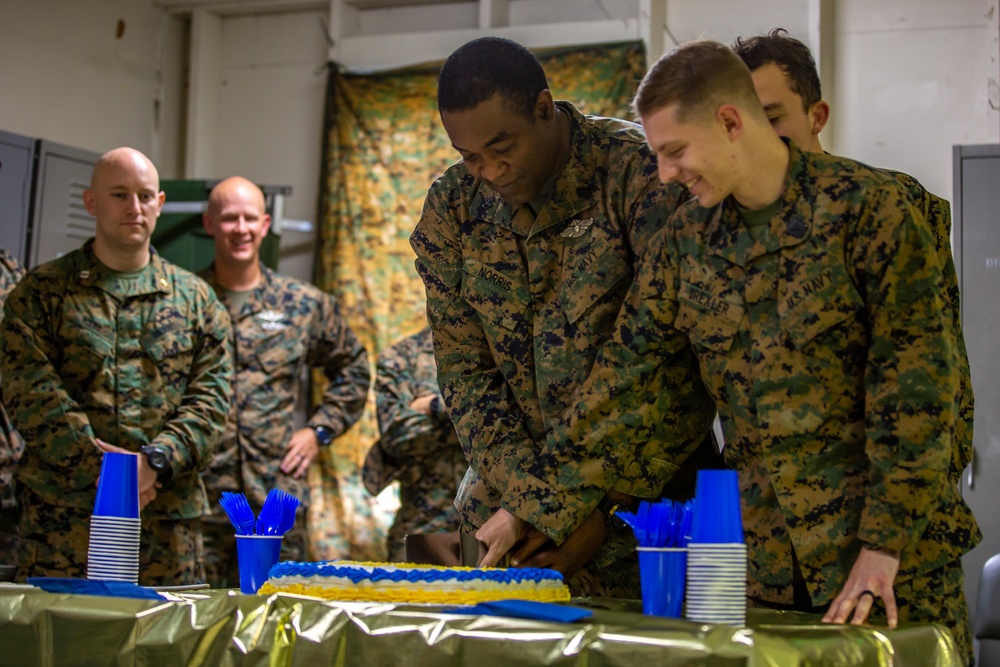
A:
[202,261,276,319]
[76,238,171,298]
[704,139,814,268]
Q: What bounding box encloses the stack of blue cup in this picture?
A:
[685,470,747,626]
[86,452,140,584]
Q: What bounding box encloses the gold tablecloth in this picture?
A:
[0,588,961,666]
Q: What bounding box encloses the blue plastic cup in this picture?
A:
[691,469,744,544]
[236,535,283,594]
[93,452,140,519]
[637,547,687,617]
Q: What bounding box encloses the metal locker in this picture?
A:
[0,130,34,264]
[954,144,1000,634]
[28,141,100,268]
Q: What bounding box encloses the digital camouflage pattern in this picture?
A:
[411,101,718,595]
[199,264,370,584]
[365,327,465,561]
[0,240,232,580]
[314,42,651,560]
[0,248,25,565]
[886,170,973,487]
[562,143,977,651]
[18,500,205,586]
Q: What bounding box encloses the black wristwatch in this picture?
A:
[596,495,624,520]
[313,425,334,447]
[141,445,174,483]
[430,396,445,419]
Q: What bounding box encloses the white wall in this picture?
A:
[831,0,1000,200]
[0,0,186,176]
[1,0,997,273]
[212,9,330,282]
[0,0,1000,278]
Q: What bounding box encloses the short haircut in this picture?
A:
[732,28,822,111]
[633,40,764,122]
[437,37,549,118]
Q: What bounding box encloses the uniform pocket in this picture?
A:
[561,248,631,325]
[142,329,195,400]
[779,270,864,350]
[59,312,115,364]
[255,327,307,375]
[675,281,743,354]
[460,259,531,332]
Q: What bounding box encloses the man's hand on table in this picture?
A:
[95,439,161,510]
[513,509,607,580]
[822,545,900,627]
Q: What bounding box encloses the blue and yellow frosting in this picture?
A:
[258,560,571,604]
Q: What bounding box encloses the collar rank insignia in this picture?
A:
[258,310,287,331]
[560,218,595,239]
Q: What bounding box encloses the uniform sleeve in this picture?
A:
[853,186,961,551]
[0,274,101,489]
[305,293,370,439]
[373,339,461,464]
[149,288,233,474]
[895,180,973,477]
[527,222,715,543]
[411,180,558,513]
[0,253,26,491]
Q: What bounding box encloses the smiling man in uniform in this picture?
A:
[564,40,978,663]
[199,176,370,588]
[410,36,718,596]
[1,147,233,585]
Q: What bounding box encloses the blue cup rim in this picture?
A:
[234,534,283,541]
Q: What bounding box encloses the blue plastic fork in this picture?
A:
[274,490,301,535]
[219,492,256,535]
[256,489,302,536]
[255,489,282,536]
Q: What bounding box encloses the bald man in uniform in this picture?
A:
[0,147,233,584]
[199,177,369,588]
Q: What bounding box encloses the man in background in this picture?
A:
[411,36,718,596]
[1,147,233,584]
[0,247,24,568]
[731,28,973,475]
[200,176,370,587]
[604,40,975,663]
[365,326,465,562]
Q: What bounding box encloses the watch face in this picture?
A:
[314,426,333,446]
[147,450,168,470]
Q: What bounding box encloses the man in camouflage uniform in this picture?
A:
[731,29,974,479]
[199,176,370,588]
[364,327,465,561]
[410,36,718,597]
[0,147,233,585]
[557,41,977,662]
[0,248,25,567]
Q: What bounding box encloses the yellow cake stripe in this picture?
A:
[257,581,571,604]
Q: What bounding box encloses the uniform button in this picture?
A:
[786,219,808,238]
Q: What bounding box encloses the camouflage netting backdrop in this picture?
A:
[309,40,647,560]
